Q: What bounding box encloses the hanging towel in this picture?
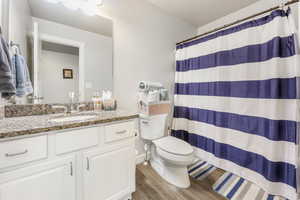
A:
[0,35,16,98]
[12,54,33,97]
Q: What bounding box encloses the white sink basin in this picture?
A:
[49,115,98,123]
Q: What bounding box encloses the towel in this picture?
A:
[12,54,33,97]
[0,35,16,98]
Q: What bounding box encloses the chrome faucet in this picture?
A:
[76,104,86,112]
[51,105,70,115]
[51,92,86,115]
[52,103,86,115]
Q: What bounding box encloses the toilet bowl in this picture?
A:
[150,136,194,188]
[140,114,194,188]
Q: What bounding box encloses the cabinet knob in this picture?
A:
[142,121,149,124]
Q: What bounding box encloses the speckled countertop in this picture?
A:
[0,110,139,140]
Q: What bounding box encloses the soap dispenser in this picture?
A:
[92,92,102,111]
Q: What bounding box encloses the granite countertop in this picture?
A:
[0,110,139,140]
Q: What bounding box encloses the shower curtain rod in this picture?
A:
[176,0,299,46]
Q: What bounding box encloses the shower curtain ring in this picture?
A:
[279,0,288,10]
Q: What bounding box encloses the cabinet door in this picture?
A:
[0,157,75,200]
[84,147,135,200]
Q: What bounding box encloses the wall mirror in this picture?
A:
[5,0,113,104]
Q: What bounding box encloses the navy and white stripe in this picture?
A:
[177,36,296,72]
[213,172,288,200]
[173,130,296,188]
[188,160,217,180]
[176,10,291,50]
[173,9,298,200]
[173,106,297,143]
[175,78,297,99]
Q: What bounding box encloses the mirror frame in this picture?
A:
[33,24,86,102]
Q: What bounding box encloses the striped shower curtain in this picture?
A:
[172,9,299,200]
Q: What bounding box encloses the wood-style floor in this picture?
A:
[133,164,227,200]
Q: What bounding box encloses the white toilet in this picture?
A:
[140,114,194,188]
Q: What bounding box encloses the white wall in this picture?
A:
[101,0,197,111]
[0,0,12,40]
[39,50,79,104]
[100,0,197,156]
[32,17,113,101]
[0,0,3,34]
[197,0,299,34]
[8,0,32,60]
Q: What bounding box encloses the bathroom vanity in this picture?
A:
[0,111,138,200]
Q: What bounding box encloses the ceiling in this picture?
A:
[145,0,260,27]
[28,0,260,36]
[28,0,113,37]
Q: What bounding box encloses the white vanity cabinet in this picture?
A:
[83,146,135,200]
[0,119,137,200]
[0,157,76,200]
[83,121,136,200]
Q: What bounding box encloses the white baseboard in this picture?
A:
[136,153,146,165]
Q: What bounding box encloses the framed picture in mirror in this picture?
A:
[63,69,73,79]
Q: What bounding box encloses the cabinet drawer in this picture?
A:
[56,127,99,155]
[105,121,135,143]
[0,136,47,169]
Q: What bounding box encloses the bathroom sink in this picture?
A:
[49,115,98,123]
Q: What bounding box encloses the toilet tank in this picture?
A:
[140,114,168,141]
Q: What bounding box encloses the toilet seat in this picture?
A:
[153,136,194,156]
[155,147,195,166]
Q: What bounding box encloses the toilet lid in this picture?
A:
[153,136,194,156]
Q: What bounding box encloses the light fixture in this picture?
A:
[44,0,103,16]
[96,0,103,6]
[45,0,61,3]
[62,0,82,10]
[82,2,98,16]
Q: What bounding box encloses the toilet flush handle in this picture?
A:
[142,120,149,124]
